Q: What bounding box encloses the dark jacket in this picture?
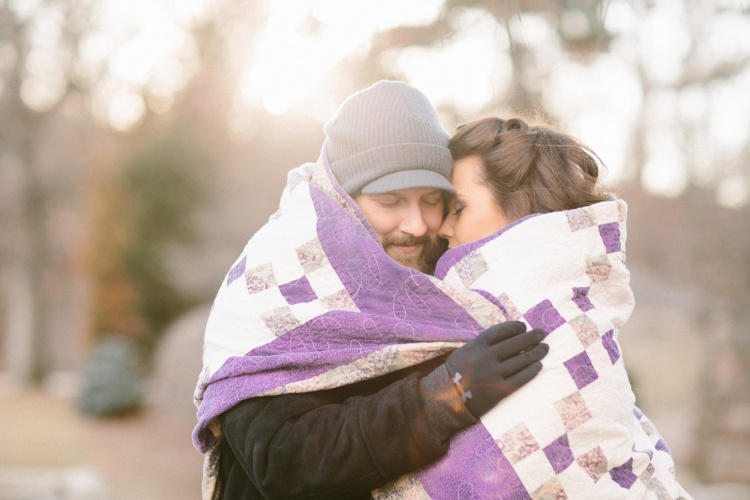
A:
[218,355,475,499]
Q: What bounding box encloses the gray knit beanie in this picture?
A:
[324,81,455,196]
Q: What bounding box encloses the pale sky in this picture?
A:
[42,0,749,206]
[237,0,749,206]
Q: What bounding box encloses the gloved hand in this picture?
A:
[444,321,548,419]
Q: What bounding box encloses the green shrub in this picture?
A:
[78,336,147,416]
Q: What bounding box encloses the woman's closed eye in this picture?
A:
[450,204,465,216]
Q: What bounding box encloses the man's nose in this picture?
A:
[400,205,428,237]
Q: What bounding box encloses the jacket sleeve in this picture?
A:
[219,362,476,499]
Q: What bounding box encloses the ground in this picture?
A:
[0,388,203,499]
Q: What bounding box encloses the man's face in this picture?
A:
[354,187,446,274]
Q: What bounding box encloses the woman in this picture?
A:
[439,116,610,247]
[372,116,692,499]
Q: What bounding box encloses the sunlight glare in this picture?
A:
[698,11,750,66]
[393,37,501,116]
[167,0,206,26]
[107,3,192,90]
[716,175,748,208]
[243,0,444,115]
[21,47,67,111]
[19,3,68,111]
[641,157,688,198]
[389,10,508,117]
[637,3,691,86]
[707,79,750,153]
[641,128,688,198]
[677,85,708,124]
[107,92,146,132]
[9,0,43,20]
[311,0,442,28]
[244,4,321,115]
[83,0,199,129]
[544,56,642,184]
[604,0,638,35]
[573,113,627,187]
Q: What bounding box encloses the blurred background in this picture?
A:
[1,0,749,498]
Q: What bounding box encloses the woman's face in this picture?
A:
[438,156,509,249]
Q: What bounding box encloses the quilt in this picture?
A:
[193,150,691,500]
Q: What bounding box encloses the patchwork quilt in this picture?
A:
[193,151,691,499]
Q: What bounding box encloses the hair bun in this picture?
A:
[503,118,529,133]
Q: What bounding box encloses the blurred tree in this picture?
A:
[0,0,265,383]
[343,0,615,119]
[86,0,268,353]
[90,129,208,347]
[0,0,99,383]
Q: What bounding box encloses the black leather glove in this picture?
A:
[444,321,548,419]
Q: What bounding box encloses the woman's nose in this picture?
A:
[438,216,453,240]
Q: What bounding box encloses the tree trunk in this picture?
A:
[0,5,48,384]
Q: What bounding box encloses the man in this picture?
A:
[198,81,548,499]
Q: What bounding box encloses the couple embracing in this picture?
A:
[194,81,691,500]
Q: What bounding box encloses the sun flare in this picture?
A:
[241,0,444,115]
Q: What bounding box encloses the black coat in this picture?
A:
[218,355,475,499]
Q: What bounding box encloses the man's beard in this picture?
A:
[382,234,446,275]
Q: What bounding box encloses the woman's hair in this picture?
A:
[449,116,610,223]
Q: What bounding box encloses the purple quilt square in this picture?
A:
[655,438,672,455]
[598,222,622,253]
[418,422,531,500]
[564,351,599,389]
[602,330,620,364]
[278,276,317,305]
[524,300,565,335]
[543,434,574,474]
[226,255,247,286]
[572,286,594,312]
[610,458,638,489]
